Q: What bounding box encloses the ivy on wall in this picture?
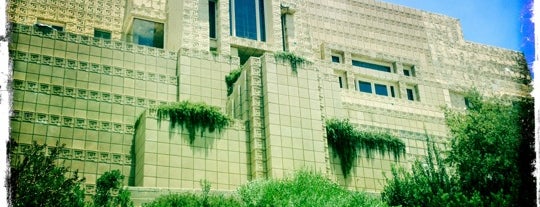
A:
[225,68,243,96]
[326,118,406,178]
[157,101,231,144]
[274,51,311,73]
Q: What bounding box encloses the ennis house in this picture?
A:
[8,0,529,204]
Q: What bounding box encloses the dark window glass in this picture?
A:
[209,1,217,38]
[338,77,343,88]
[51,25,64,32]
[390,86,395,97]
[403,69,410,76]
[352,60,391,72]
[94,29,111,39]
[406,89,414,101]
[374,84,388,96]
[132,19,164,48]
[359,81,372,93]
[258,0,265,41]
[231,0,265,41]
[331,56,340,63]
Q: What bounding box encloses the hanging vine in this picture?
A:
[326,118,406,178]
[274,51,311,73]
[156,101,231,144]
[225,67,243,96]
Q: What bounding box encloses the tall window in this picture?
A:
[132,18,164,48]
[230,0,266,41]
[209,0,217,38]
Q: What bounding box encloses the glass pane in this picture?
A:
[352,60,391,72]
[209,1,216,38]
[406,89,414,100]
[234,0,257,40]
[403,69,410,76]
[331,56,340,63]
[258,0,265,41]
[359,81,372,93]
[374,84,388,96]
[132,19,164,48]
[94,30,111,39]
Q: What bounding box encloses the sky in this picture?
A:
[380,0,534,69]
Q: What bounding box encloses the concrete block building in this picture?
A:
[8,0,530,204]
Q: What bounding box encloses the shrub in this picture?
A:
[225,68,242,96]
[326,118,405,178]
[143,180,241,207]
[238,170,387,207]
[93,169,133,207]
[7,141,86,207]
[156,101,231,144]
[274,51,311,73]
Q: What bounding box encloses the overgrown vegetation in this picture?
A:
[225,67,243,96]
[381,91,535,206]
[8,141,86,207]
[144,171,386,207]
[94,170,133,207]
[274,51,311,73]
[143,180,241,207]
[239,170,387,207]
[8,141,134,207]
[157,100,231,144]
[326,118,405,178]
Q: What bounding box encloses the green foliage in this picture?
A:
[225,68,243,96]
[143,180,241,207]
[325,118,405,178]
[156,100,231,144]
[382,91,535,206]
[444,91,523,205]
[93,169,133,207]
[8,141,86,207]
[238,170,387,207]
[274,51,311,73]
[381,136,484,207]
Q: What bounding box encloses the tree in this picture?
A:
[7,141,86,207]
[382,91,535,206]
[444,91,522,205]
[93,169,133,207]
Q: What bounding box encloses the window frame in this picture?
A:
[230,0,266,41]
[130,18,165,49]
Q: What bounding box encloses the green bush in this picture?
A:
[274,51,311,73]
[156,101,231,144]
[8,141,86,207]
[143,180,241,207]
[326,118,405,178]
[382,91,535,206]
[238,170,387,207]
[93,169,133,207]
[225,68,242,96]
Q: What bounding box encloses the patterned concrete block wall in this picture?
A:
[8,0,531,200]
[177,49,239,108]
[134,114,250,190]
[8,0,126,39]
[9,24,177,190]
[261,54,327,179]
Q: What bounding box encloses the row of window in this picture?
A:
[35,19,112,40]
[35,0,271,49]
[337,73,417,101]
[357,80,416,101]
[332,54,415,77]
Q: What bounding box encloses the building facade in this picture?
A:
[8,0,530,204]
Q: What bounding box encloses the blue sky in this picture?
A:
[380,0,534,68]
